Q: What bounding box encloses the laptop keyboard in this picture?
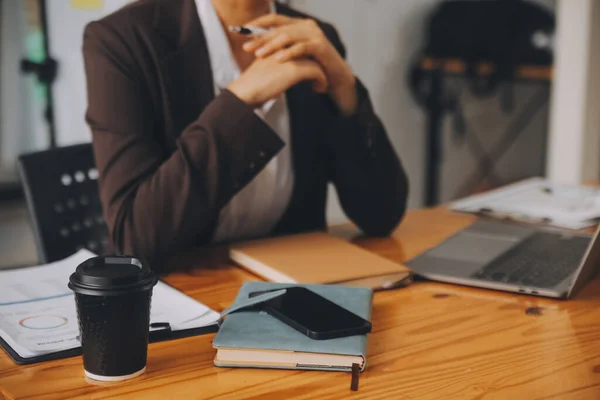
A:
[471,232,591,288]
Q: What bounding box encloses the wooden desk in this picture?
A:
[1,208,600,400]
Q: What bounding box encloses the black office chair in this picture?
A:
[18,143,109,263]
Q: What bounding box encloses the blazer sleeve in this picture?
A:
[322,25,410,236]
[83,22,284,270]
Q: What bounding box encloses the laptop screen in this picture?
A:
[568,224,600,297]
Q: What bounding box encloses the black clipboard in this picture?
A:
[0,323,219,365]
[0,268,221,366]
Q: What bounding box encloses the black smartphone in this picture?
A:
[249,287,372,340]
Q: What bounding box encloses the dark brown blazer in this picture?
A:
[83,0,409,271]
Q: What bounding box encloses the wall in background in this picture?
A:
[292,0,556,223]
[546,0,600,184]
[0,0,48,179]
[0,0,126,178]
[0,0,26,176]
[46,0,132,146]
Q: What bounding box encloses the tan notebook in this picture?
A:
[229,232,412,290]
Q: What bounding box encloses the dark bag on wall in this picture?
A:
[427,0,553,95]
[410,0,554,107]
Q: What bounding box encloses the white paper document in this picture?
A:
[0,250,220,360]
[450,177,600,229]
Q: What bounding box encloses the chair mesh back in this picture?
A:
[18,144,109,263]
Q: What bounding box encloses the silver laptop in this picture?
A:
[406,220,600,298]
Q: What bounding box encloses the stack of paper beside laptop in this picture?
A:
[0,250,220,363]
[450,177,600,230]
[213,282,372,371]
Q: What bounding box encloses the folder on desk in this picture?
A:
[230,232,412,290]
[213,282,372,372]
[0,250,220,365]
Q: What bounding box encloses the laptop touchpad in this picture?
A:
[426,232,521,265]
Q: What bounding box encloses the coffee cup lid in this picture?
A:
[69,256,157,296]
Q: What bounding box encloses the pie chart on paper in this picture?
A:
[19,315,69,330]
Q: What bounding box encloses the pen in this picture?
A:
[228,25,269,36]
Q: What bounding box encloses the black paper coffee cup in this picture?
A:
[68,256,157,382]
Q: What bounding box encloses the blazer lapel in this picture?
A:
[154,0,215,143]
[274,2,330,229]
[277,1,325,187]
[285,83,320,191]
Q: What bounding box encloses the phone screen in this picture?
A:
[258,287,370,334]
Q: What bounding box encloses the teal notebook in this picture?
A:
[212,282,373,372]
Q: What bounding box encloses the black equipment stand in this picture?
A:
[417,58,552,206]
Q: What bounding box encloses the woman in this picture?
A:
[83,0,409,270]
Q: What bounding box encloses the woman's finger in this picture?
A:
[274,41,324,63]
[243,28,282,53]
[245,14,294,29]
[310,68,328,93]
[255,32,298,58]
[312,80,328,93]
[244,23,313,54]
[292,59,328,92]
[243,37,266,53]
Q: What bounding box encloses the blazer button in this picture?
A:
[259,151,266,158]
[249,162,255,170]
